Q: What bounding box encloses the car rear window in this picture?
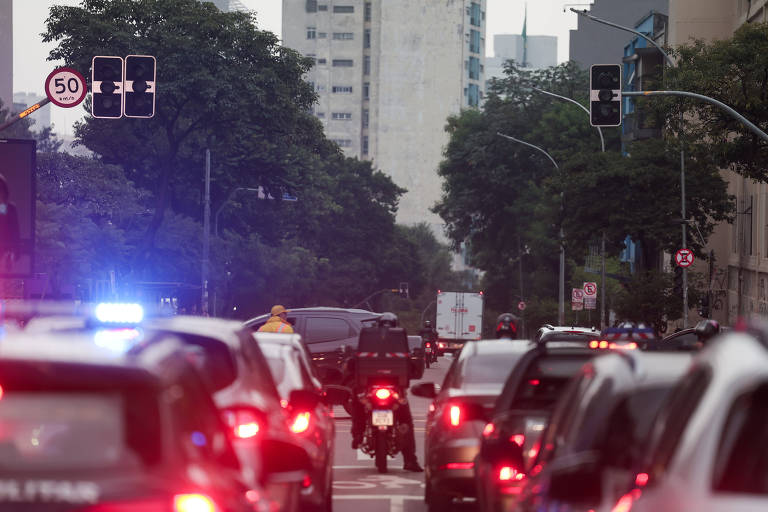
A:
[154,333,237,392]
[0,390,161,471]
[261,344,304,399]
[511,355,592,409]
[454,352,523,388]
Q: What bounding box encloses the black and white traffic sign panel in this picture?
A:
[45,67,87,108]
[583,282,597,297]
[675,248,695,268]
[572,288,584,302]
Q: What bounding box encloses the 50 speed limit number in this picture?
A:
[45,67,87,108]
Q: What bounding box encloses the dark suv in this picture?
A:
[245,307,380,381]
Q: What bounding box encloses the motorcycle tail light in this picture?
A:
[510,434,525,446]
[498,466,525,482]
[174,493,217,512]
[374,388,392,401]
[290,411,311,434]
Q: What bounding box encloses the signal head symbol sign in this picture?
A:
[675,249,695,268]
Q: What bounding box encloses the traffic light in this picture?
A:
[698,295,710,318]
[399,282,409,299]
[91,56,124,119]
[673,266,683,296]
[589,64,622,127]
[124,55,156,118]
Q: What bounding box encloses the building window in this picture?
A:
[316,112,325,118]
[332,86,353,93]
[333,32,354,40]
[468,83,479,107]
[333,5,354,13]
[306,0,317,12]
[363,55,371,75]
[307,27,317,39]
[469,29,481,53]
[364,2,371,21]
[318,32,327,39]
[363,109,369,127]
[469,56,480,80]
[364,29,371,48]
[315,84,325,92]
[332,112,352,120]
[332,59,354,67]
[332,138,353,147]
[363,82,370,99]
[470,2,481,26]
[318,4,328,11]
[362,135,369,155]
[317,58,327,64]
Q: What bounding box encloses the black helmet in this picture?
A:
[496,313,519,338]
[694,319,720,343]
[424,320,432,328]
[378,312,398,328]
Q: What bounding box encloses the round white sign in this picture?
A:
[45,67,87,108]
[583,282,597,297]
[675,248,695,268]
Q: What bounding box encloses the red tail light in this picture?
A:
[425,342,431,348]
[221,408,261,439]
[635,473,649,487]
[483,422,495,437]
[174,494,217,512]
[510,434,525,446]
[290,411,311,434]
[375,388,392,400]
[498,466,525,482]
[449,405,462,427]
[439,342,446,349]
[441,462,474,470]
[611,489,641,512]
[599,340,609,349]
[589,340,599,349]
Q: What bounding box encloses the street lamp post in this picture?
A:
[497,132,564,325]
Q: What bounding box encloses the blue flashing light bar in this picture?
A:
[94,303,145,324]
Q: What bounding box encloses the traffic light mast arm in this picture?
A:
[0,98,51,134]
[530,87,605,152]
[352,288,405,309]
[623,90,768,143]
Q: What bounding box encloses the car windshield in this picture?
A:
[0,390,161,472]
[453,352,523,388]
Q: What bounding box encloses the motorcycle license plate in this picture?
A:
[372,410,394,426]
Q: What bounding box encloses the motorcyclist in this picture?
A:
[495,312,519,339]
[418,320,438,362]
[348,312,423,472]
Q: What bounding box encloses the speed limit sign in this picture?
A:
[45,67,87,108]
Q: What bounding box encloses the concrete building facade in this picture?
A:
[282,0,486,227]
[485,34,557,80]
[667,0,768,325]
[0,0,11,114]
[569,0,669,70]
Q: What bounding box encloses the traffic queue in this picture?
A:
[0,299,766,512]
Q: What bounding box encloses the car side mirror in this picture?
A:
[260,438,311,482]
[547,452,602,504]
[410,382,438,399]
[289,389,321,411]
[322,384,352,406]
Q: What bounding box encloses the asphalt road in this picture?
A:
[331,353,474,512]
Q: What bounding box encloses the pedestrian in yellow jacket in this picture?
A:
[258,305,294,333]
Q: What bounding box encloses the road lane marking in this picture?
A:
[333,465,371,469]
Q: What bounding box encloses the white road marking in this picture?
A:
[333,465,371,469]
[356,449,368,460]
[333,495,423,500]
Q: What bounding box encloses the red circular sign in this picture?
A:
[518,301,526,311]
[45,67,87,108]
[675,248,695,268]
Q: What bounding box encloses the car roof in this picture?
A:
[245,307,379,323]
[144,315,246,348]
[590,351,693,386]
[697,328,768,380]
[459,339,531,358]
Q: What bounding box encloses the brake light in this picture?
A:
[290,412,311,434]
[611,489,641,512]
[174,494,217,512]
[375,388,392,400]
[439,342,446,349]
[429,403,436,413]
[441,462,474,470]
[498,466,525,482]
[589,340,599,349]
[0,384,4,400]
[510,434,525,446]
[609,342,638,350]
[599,340,609,349]
[528,379,540,386]
[635,472,649,487]
[449,405,462,427]
[222,409,261,439]
[483,422,495,437]
[425,342,431,348]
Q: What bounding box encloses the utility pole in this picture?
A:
[518,235,526,336]
[202,149,211,316]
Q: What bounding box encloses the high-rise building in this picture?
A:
[0,0,12,114]
[485,34,557,81]
[282,0,486,227]
[569,0,668,70]
[207,0,249,13]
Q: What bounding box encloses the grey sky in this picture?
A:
[13,0,582,135]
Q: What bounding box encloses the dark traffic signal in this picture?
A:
[590,64,622,127]
[673,266,683,296]
[91,56,124,119]
[124,55,156,118]
[399,282,409,299]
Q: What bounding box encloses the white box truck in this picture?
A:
[435,291,484,353]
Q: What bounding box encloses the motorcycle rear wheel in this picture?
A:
[375,429,388,473]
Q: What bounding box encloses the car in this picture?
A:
[474,330,600,512]
[255,332,339,512]
[608,319,768,512]
[0,327,261,511]
[143,315,315,512]
[513,350,692,512]
[245,307,381,383]
[411,339,531,511]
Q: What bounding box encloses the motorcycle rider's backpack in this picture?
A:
[355,326,411,388]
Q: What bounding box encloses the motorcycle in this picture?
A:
[358,384,405,473]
